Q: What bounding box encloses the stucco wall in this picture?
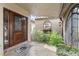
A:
[35,19,62,35]
[0,3,30,55]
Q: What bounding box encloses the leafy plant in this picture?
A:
[33,30,50,43]
[33,30,63,46]
[48,31,64,46]
[57,44,79,56]
[33,30,79,56]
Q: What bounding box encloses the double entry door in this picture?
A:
[3,8,28,49]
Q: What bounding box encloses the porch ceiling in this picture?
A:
[16,3,62,18]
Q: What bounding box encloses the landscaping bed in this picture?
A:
[32,30,79,56]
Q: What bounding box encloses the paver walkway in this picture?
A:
[5,41,57,56]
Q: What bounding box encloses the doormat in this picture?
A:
[15,44,31,56]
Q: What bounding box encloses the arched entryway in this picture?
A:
[65,5,79,48]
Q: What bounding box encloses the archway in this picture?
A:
[65,5,79,48]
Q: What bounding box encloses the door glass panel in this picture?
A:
[14,16,22,32]
[4,10,9,49]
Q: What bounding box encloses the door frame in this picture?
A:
[3,8,28,49]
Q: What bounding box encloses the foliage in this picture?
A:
[33,30,79,56]
[57,44,79,56]
[33,30,63,46]
[48,32,64,46]
[33,30,50,43]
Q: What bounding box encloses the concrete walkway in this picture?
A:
[5,41,57,56]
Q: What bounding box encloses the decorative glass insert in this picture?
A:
[14,16,22,32]
[4,10,9,45]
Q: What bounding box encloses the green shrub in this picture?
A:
[33,30,50,43]
[33,30,63,46]
[57,44,79,56]
[48,32,64,46]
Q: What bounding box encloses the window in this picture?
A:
[71,6,79,41]
[65,5,79,48]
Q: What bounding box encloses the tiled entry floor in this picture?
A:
[4,41,57,56]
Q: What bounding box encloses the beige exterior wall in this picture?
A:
[28,18,31,41]
[35,19,62,34]
[0,3,30,55]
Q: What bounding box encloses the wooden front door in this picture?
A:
[3,8,28,49]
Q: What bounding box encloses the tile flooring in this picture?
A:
[4,41,57,56]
